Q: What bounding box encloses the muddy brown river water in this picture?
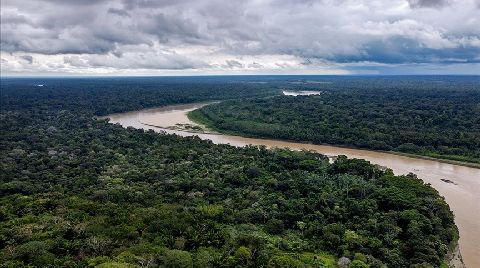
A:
[105,102,480,267]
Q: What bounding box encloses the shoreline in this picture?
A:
[96,101,219,120]
[101,100,479,169]
[103,102,480,267]
[187,108,480,170]
[446,243,466,268]
[142,116,480,170]
[103,119,470,268]
[118,120,470,268]
[385,151,480,169]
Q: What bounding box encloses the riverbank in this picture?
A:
[387,151,480,169]
[183,127,467,267]
[105,102,480,268]
[446,243,466,268]
[188,108,480,169]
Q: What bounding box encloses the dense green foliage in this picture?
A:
[193,77,480,163]
[1,77,459,267]
[1,77,280,116]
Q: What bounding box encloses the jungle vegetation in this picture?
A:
[1,77,460,267]
[192,76,480,164]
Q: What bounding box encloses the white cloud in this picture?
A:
[1,0,479,75]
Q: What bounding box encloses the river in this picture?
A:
[282,90,321,96]
[105,102,479,268]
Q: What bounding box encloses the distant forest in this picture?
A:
[192,76,480,164]
[0,77,461,267]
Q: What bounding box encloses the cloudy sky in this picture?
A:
[1,0,480,76]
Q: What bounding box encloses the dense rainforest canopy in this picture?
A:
[192,76,480,164]
[1,77,459,267]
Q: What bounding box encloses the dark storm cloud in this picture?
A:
[224,60,244,69]
[0,27,117,55]
[108,8,130,17]
[20,55,33,64]
[1,0,479,73]
[332,38,480,64]
[1,0,206,55]
[141,13,202,43]
[408,0,450,8]
[122,0,185,9]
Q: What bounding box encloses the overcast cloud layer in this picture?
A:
[1,0,480,75]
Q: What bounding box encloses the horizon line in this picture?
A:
[2,74,480,79]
